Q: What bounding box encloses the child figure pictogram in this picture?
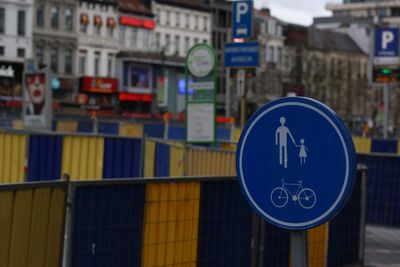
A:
[298,138,309,165]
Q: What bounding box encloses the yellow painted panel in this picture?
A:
[397,141,400,155]
[12,119,23,130]
[57,121,77,133]
[144,139,156,177]
[233,128,242,142]
[45,187,65,267]
[308,222,329,267]
[27,188,51,267]
[8,189,33,267]
[0,133,26,183]
[170,146,184,176]
[186,148,236,176]
[119,122,144,137]
[61,136,104,180]
[352,136,371,153]
[142,182,200,267]
[219,142,237,151]
[0,191,13,267]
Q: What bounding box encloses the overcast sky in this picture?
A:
[254,0,342,25]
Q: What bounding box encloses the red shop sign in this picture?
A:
[119,16,155,29]
[81,77,118,93]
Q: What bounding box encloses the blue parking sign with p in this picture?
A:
[374,28,399,57]
[232,1,253,39]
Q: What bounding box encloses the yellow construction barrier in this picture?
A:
[308,223,329,267]
[119,122,144,137]
[0,186,65,267]
[144,139,156,177]
[170,146,185,176]
[12,119,23,130]
[61,136,104,180]
[0,132,27,183]
[56,121,78,133]
[352,136,371,153]
[142,181,200,267]
[186,147,236,176]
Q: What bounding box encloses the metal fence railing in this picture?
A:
[0,169,367,267]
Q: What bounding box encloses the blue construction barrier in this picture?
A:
[197,180,253,266]
[72,184,145,267]
[143,123,164,138]
[77,120,93,133]
[27,134,62,181]
[103,138,142,179]
[371,139,397,153]
[154,142,170,177]
[98,122,119,135]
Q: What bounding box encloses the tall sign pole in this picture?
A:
[185,44,217,144]
[229,0,256,128]
[372,27,399,139]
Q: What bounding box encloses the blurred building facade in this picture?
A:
[0,0,33,106]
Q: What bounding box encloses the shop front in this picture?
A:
[78,76,118,115]
[118,62,154,116]
[0,62,24,110]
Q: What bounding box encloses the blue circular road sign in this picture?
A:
[236,97,357,230]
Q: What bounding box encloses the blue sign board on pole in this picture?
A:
[374,27,399,65]
[232,1,253,39]
[224,42,259,68]
[236,97,357,230]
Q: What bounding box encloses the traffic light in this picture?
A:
[373,67,399,83]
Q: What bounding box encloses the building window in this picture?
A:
[51,6,59,29]
[65,49,72,74]
[119,26,126,46]
[35,46,44,65]
[186,14,190,28]
[80,13,89,33]
[0,8,4,34]
[17,48,25,58]
[18,11,26,36]
[94,52,100,76]
[130,28,137,48]
[65,8,73,32]
[155,32,161,51]
[94,15,102,35]
[79,50,86,76]
[194,15,198,30]
[143,30,149,50]
[204,17,208,31]
[176,12,180,27]
[203,39,207,44]
[36,5,44,28]
[106,17,115,37]
[51,47,58,73]
[155,9,160,24]
[166,10,170,26]
[165,34,170,53]
[185,37,190,53]
[107,54,113,77]
[0,46,4,56]
[174,35,180,55]
[194,38,199,45]
[269,46,274,62]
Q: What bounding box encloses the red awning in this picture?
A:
[119,92,153,102]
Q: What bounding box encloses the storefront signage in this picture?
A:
[23,71,52,130]
[119,16,155,29]
[0,66,14,77]
[81,77,118,93]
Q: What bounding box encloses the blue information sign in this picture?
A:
[224,42,259,68]
[374,27,399,65]
[236,97,357,230]
[232,1,253,39]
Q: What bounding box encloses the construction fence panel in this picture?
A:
[0,182,66,267]
[0,132,27,183]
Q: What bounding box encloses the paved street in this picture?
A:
[365,225,400,267]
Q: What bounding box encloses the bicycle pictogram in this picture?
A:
[270,179,317,209]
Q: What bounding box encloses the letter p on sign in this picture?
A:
[382,31,394,49]
[236,2,249,23]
